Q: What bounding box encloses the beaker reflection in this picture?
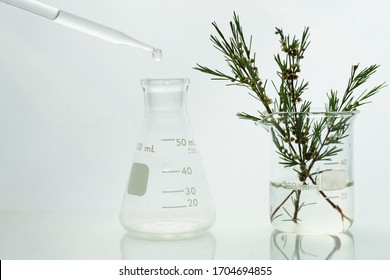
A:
[270,230,354,260]
[120,231,216,260]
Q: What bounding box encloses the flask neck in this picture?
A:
[141,79,190,111]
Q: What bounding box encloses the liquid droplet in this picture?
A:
[152,48,162,62]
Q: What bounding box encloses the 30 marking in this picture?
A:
[185,187,197,195]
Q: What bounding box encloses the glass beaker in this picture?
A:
[119,78,215,239]
[259,112,358,233]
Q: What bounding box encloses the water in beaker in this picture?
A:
[119,78,215,239]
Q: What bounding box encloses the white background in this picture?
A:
[0,0,389,259]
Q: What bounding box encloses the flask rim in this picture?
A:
[141,78,190,87]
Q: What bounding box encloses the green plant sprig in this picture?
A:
[195,13,385,171]
[273,26,311,113]
[194,12,273,115]
[327,64,386,112]
[195,12,386,225]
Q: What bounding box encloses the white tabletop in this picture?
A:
[1,209,389,260]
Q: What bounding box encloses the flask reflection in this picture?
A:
[120,231,216,260]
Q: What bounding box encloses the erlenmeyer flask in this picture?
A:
[120,78,215,239]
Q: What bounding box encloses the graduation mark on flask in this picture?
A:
[176,138,196,147]
[161,187,198,209]
[162,189,184,194]
[162,205,187,209]
[162,187,197,195]
[160,138,195,146]
[324,159,348,166]
[161,167,193,175]
[162,199,199,209]
[160,138,197,154]
[161,170,181,174]
[136,142,156,153]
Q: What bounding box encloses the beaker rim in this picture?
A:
[261,110,359,116]
[256,110,359,126]
[141,78,190,87]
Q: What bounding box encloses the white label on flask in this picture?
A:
[127,163,149,196]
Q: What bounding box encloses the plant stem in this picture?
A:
[292,190,302,223]
[319,191,353,226]
[271,190,295,221]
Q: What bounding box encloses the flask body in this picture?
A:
[120,79,215,239]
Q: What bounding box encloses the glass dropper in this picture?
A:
[0,0,162,61]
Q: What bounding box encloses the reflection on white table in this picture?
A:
[0,209,390,259]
